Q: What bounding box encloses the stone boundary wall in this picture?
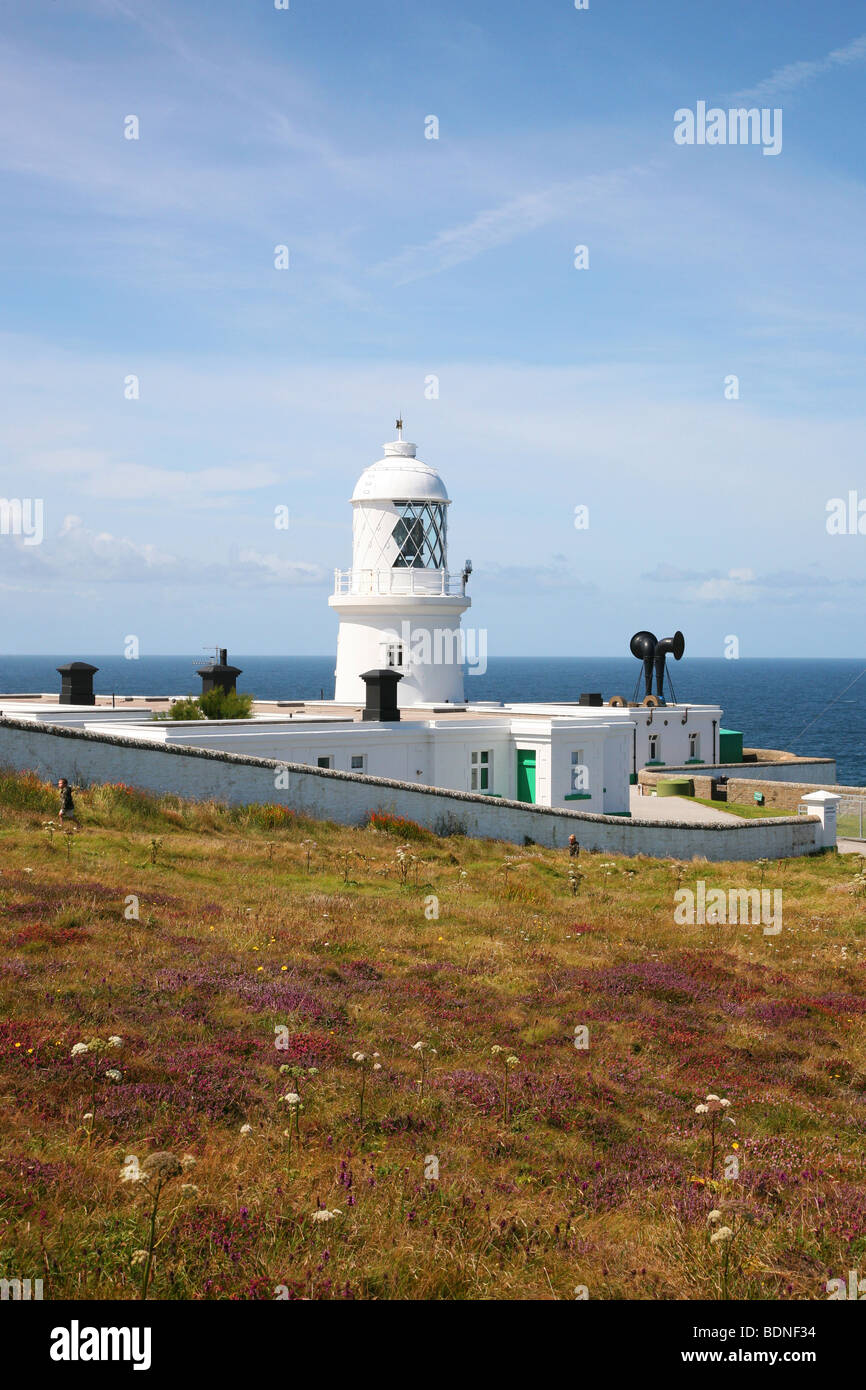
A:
[0,717,825,862]
[724,778,865,813]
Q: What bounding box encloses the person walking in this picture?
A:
[57,778,76,827]
[568,834,580,859]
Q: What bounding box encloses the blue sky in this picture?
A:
[1,0,865,659]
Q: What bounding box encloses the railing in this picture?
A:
[333,568,466,597]
[836,796,866,840]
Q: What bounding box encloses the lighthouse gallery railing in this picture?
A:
[333,568,466,597]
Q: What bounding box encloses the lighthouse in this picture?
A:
[329,422,471,706]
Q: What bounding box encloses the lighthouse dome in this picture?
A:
[351,438,450,504]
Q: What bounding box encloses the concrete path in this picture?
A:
[838,838,866,856]
[629,788,742,825]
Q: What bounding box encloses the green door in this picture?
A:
[516,749,536,803]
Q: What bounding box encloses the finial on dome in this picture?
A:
[383,416,416,458]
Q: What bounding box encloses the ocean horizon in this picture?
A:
[2,653,865,786]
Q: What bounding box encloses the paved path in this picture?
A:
[629,788,742,825]
[838,838,866,856]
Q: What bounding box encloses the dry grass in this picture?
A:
[1,769,864,1300]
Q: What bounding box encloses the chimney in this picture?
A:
[196,650,243,697]
[56,661,99,706]
[360,668,402,722]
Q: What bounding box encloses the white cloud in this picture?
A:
[30,454,280,502]
[375,168,646,285]
[236,549,329,585]
[0,516,330,590]
[731,32,866,102]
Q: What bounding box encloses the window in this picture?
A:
[470,749,492,792]
[648,735,660,762]
[317,755,333,769]
[689,732,701,759]
[350,754,366,771]
[570,749,588,792]
[383,643,404,669]
[392,501,446,569]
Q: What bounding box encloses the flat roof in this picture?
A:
[0,692,722,725]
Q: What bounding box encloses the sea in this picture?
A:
[2,655,865,786]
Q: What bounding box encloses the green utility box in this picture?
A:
[719,729,743,763]
[657,777,694,798]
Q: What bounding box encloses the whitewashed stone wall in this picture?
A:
[641,758,836,785]
[0,718,825,861]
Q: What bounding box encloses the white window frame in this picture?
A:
[350,754,367,771]
[317,755,334,769]
[689,732,700,759]
[470,749,492,792]
[648,734,660,762]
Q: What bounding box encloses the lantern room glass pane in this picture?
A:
[392,502,446,568]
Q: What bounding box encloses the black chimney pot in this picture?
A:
[57,661,99,706]
[360,668,402,722]
[196,651,243,697]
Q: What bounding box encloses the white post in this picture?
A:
[798,790,842,849]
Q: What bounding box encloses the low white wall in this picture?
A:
[0,717,826,862]
[645,759,837,785]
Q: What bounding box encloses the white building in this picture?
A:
[329,422,471,706]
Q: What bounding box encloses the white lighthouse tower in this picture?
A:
[329,422,471,707]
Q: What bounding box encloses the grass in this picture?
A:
[837,813,866,841]
[684,795,784,820]
[1,766,865,1301]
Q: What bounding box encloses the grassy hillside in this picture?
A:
[1,768,864,1301]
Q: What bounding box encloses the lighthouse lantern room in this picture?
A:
[329,422,471,706]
